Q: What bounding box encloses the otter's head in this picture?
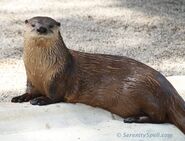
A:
[24,16,61,41]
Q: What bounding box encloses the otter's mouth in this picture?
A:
[37,32,48,36]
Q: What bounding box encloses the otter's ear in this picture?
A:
[25,20,28,24]
[57,22,61,27]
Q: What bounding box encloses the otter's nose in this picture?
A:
[37,27,47,34]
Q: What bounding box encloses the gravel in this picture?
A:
[0,0,185,101]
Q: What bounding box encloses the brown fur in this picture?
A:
[12,17,185,134]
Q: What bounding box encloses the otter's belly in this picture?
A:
[75,85,142,118]
[73,72,161,118]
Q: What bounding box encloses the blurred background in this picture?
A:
[0,0,185,101]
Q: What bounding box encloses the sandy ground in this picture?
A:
[1,0,185,73]
[0,0,185,99]
[0,0,185,101]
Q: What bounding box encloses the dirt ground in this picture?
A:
[0,0,185,101]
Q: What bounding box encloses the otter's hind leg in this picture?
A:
[124,102,166,124]
[124,116,152,123]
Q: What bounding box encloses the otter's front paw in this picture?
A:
[30,96,53,106]
[11,93,33,103]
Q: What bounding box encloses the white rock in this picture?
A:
[0,76,184,141]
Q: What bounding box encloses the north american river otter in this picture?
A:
[11,16,185,134]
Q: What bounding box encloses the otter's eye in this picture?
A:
[49,25,54,28]
[31,24,35,27]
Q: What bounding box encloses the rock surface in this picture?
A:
[0,76,184,140]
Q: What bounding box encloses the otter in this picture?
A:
[11,16,185,134]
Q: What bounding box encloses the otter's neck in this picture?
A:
[23,33,72,72]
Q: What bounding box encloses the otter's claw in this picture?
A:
[11,93,32,103]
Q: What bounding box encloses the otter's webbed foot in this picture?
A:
[124,116,151,123]
[11,93,37,103]
[30,96,53,106]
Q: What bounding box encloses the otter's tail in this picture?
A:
[166,87,185,134]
